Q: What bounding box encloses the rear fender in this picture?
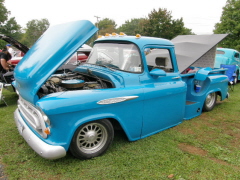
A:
[194,67,212,81]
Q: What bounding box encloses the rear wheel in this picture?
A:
[203,92,217,112]
[70,119,114,159]
[234,71,239,84]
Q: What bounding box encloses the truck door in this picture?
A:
[141,47,187,138]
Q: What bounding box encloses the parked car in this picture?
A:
[214,48,240,83]
[0,34,92,65]
[77,44,92,63]
[13,20,228,160]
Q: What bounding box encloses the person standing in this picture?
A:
[6,44,16,58]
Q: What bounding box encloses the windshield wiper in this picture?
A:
[97,64,116,71]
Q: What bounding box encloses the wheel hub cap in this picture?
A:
[85,131,97,142]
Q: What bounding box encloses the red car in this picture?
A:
[9,52,25,65]
[0,34,92,64]
[76,44,92,63]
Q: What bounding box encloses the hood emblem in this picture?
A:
[97,96,139,105]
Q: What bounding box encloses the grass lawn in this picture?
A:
[0,84,240,180]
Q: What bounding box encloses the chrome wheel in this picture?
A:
[76,123,108,154]
[70,119,114,159]
[234,72,238,84]
[203,92,217,112]
[205,93,216,108]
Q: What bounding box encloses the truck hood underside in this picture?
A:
[14,20,98,104]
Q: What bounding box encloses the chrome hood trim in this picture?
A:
[97,96,139,105]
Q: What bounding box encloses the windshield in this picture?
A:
[87,43,142,72]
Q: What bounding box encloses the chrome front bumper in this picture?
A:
[14,109,66,160]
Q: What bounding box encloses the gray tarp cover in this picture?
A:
[171,34,228,73]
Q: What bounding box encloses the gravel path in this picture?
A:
[0,164,7,180]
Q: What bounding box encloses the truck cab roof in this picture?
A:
[95,35,174,48]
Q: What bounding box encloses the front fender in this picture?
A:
[65,112,139,146]
[36,87,145,150]
[47,111,140,150]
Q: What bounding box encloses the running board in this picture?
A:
[184,101,201,120]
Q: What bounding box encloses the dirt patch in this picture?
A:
[209,157,230,166]
[178,143,240,170]
[178,143,208,156]
[229,132,240,148]
[209,157,240,170]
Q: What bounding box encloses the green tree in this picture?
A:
[0,0,22,48]
[142,8,194,39]
[0,0,8,26]
[214,0,240,51]
[22,18,50,47]
[117,18,147,35]
[86,18,117,46]
[97,18,117,35]
[1,17,22,39]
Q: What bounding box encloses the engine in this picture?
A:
[37,72,113,98]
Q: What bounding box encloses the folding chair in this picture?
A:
[220,64,237,91]
[0,82,8,106]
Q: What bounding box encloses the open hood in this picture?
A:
[14,20,98,104]
[171,34,228,73]
[0,34,29,53]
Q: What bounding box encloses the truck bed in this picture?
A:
[180,67,228,120]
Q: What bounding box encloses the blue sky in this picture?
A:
[5,0,227,34]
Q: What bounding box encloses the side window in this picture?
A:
[216,50,225,55]
[145,48,173,72]
[234,53,239,58]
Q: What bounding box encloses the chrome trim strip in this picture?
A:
[14,109,66,160]
[97,96,139,105]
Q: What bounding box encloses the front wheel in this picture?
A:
[70,119,114,159]
[203,92,217,112]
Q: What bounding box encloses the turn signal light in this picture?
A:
[44,127,51,135]
[119,32,126,36]
[136,34,141,38]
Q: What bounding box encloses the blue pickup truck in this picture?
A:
[214,48,240,83]
[13,20,228,160]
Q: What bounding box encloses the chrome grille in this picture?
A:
[17,96,47,138]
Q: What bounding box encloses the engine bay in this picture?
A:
[37,72,114,98]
